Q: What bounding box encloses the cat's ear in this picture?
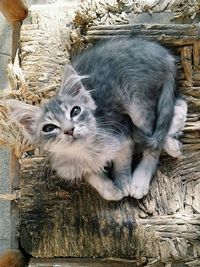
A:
[6,99,40,136]
[60,65,96,110]
[60,65,87,97]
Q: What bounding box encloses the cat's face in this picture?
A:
[6,65,97,151]
[36,95,97,151]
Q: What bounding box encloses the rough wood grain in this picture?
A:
[20,4,74,98]
[28,257,188,267]
[29,258,138,267]
[86,24,200,46]
[20,151,200,265]
[0,0,28,23]
[74,0,200,27]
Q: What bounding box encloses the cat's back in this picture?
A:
[72,37,175,79]
[71,37,176,109]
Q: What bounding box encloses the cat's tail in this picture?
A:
[132,72,176,150]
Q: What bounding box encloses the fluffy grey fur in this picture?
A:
[7,37,187,200]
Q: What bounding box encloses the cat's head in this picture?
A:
[6,65,97,152]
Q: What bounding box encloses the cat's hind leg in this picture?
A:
[113,138,133,197]
[163,98,187,158]
[128,105,159,199]
[85,172,123,201]
[130,149,160,199]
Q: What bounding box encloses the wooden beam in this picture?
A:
[29,257,187,267]
[20,154,200,264]
[86,24,200,46]
[0,0,28,61]
[0,0,28,24]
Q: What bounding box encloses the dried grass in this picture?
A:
[74,0,200,28]
[0,52,57,157]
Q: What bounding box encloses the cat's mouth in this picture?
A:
[68,134,81,143]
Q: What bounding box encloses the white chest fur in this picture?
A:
[49,138,121,180]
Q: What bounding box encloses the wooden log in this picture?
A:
[0,0,28,23]
[88,23,199,34]
[86,24,200,46]
[0,0,28,62]
[193,41,200,67]
[28,257,188,267]
[29,258,139,267]
[87,35,196,46]
[89,24,199,31]
[19,152,200,265]
[181,46,193,85]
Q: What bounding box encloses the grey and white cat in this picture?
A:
[7,37,187,200]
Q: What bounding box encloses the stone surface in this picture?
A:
[0,147,12,194]
[0,12,13,252]
[0,201,11,251]
[0,13,18,251]
[0,1,22,252]
[0,148,19,252]
[0,13,12,56]
[0,54,11,90]
[0,13,12,90]
[0,200,18,251]
[0,147,19,193]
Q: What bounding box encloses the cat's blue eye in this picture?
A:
[42,124,58,133]
[70,106,81,118]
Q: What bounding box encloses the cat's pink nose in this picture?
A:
[64,128,74,136]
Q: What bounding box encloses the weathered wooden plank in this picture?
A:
[28,257,187,267]
[87,29,198,37]
[0,0,28,23]
[88,23,199,33]
[19,152,200,265]
[86,24,200,46]
[193,41,200,67]
[86,35,196,46]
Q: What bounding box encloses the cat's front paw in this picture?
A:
[114,175,132,197]
[164,137,182,158]
[86,173,124,201]
[101,186,123,201]
[130,174,150,199]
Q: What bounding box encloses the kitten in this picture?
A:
[7,37,187,200]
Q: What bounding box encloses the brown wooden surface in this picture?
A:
[86,24,200,46]
[20,150,200,265]
[0,0,28,23]
[74,0,199,26]
[29,258,188,267]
